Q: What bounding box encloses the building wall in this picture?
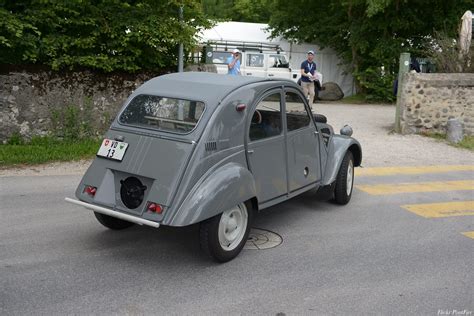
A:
[399,73,474,136]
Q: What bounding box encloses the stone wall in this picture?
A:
[0,69,161,142]
[399,73,474,135]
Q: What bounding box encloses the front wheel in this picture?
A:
[94,212,134,230]
[333,151,354,205]
[199,201,253,262]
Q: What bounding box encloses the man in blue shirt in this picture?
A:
[300,50,317,108]
[226,49,241,75]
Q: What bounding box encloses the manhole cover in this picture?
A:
[244,228,282,250]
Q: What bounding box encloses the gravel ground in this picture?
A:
[317,102,474,167]
[1,102,473,177]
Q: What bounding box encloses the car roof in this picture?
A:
[133,72,277,105]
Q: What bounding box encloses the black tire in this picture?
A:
[94,212,135,230]
[333,151,354,205]
[199,201,253,263]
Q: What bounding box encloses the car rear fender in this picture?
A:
[167,162,257,226]
[322,135,362,186]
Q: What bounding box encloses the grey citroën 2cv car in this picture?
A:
[66,72,362,262]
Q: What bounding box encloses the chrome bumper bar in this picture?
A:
[65,197,160,228]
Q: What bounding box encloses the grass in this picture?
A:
[457,136,474,151]
[340,94,367,104]
[0,136,102,166]
[424,133,474,152]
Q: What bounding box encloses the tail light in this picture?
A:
[147,202,163,214]
[84,185,97,197]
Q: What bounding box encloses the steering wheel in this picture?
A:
[251,110,262,124]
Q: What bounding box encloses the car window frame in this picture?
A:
[283,88,314,133]
[117,93,208,136]
[246,53,265,68]
[247,88,284,143]
[268,54,290,69]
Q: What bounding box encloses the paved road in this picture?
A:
[1,165,473,315]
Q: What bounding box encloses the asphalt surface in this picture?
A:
[1,167,473,315]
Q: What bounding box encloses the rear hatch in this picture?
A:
[77,93,204,216]
[93,130,194,208]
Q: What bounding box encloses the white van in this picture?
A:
[205,49,323,85]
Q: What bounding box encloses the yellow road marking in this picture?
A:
[356,165,474,177]
[461,231,474,239]
[401,201,474,218]
[356,180,474,195]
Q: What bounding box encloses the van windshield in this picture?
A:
[119,94,205,134]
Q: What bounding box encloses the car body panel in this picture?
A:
[321,135,362,186]
[69,72,361,228]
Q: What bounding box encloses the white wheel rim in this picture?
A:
[218,203,248,251]
[346,159,354,196]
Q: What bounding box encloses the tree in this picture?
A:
[0,0,211,72]
[268,0,473,102]
[201,0,271,23]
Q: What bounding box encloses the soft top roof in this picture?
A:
[132,72,271,105]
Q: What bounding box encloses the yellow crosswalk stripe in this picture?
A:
[356,180,474,195]
[356,165,474,177]
[461,231,474,239]
[401,201,474,218]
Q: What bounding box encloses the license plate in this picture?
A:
[97,139,129,161]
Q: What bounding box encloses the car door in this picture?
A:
[246,90,287,203]
[244,53,266,77]
[284,88,321,191]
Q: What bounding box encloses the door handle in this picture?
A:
[314,131,319,135]
[247,73,252,75]
[247,150,254,154]
[268,74,274,77]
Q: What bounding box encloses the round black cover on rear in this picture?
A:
[120,177,147,209]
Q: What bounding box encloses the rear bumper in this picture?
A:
[65,197,160,228]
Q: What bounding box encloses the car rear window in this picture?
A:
[119,94,205,134]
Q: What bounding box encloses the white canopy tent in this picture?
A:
[200,22,355,96]
[459,10,472,55]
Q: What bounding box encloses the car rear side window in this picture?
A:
[285,92,311,132]
[119,94,205,134]
[249,93,282,141]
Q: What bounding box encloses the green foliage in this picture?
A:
[201,0,271,22]
[427,32,474,73]
[458,136,474,151]
[202,0,235,20]
[423,133,474,152]
[341,94,368,104]
[0,0,210,72]
[0,137,102,166]
[355,67,396,103]
[268,0,472,102]
[50,102,102,140]
[6,132,25,145]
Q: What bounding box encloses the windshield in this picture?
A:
[119,94,205,134]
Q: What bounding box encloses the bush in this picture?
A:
[355,68,396,103]
[427,32,474,73]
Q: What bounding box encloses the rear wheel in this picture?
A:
[334,151,354,205]
[94,212,134,230]
[200,201,253,262]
